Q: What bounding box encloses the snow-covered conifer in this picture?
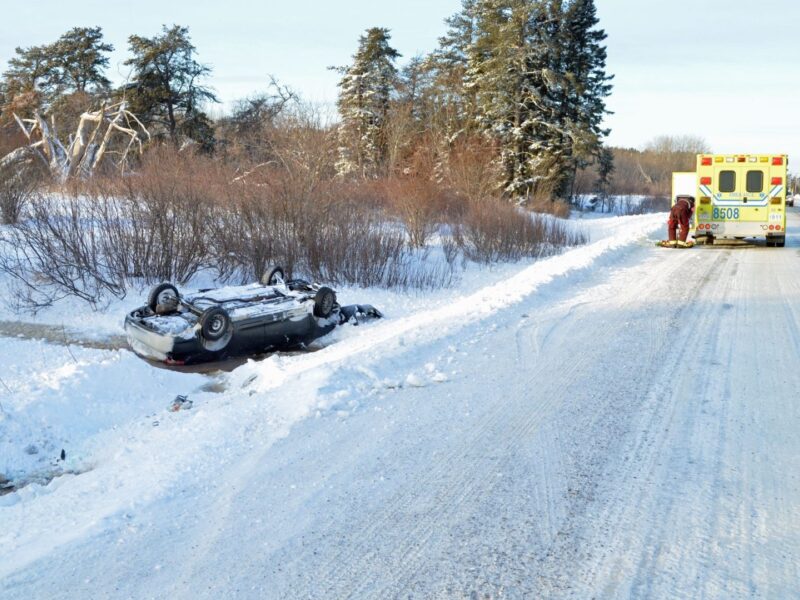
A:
[560,0,613,196]
[335,28,400,178]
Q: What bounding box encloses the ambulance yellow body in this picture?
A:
[673,154,789,247]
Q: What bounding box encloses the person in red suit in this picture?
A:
[666,195,695,247]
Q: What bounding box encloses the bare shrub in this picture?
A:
[527,197,571,218]
[445,138,501,201]
[611,195,670,216]
[442,235,460,268]
[0,163,44,224]
[0,149,220,308]
[384,177,449,248]
[570,163,597,199]
[303,194,409,287]
[452,199,585,264]
[208,177,419,288]
[0,125,592,309]
[0,194,126,308]
[640,196,670,213]
[573,136,711,198]
[618,196,637,215]
[98,147,221,283]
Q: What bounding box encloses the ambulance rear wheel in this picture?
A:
[766,238,775,247]
[776,236,785,248]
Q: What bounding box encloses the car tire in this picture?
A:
[776,237,786,248]
[262,265,285,286]
[313,287,336,318]
[766,238,775,247]
[148,283,179,313]
[200,307,231,342]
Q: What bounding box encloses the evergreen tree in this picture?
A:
[397,55,434,126]
[596,145,614,197]
[50,27,113,94]
[466,0,568,200]
[422,0,482,179]
[560,0,613,195]
[439,0,612,202]
[2,44,57,111]
[432,0,479,140]
[1,27,113,120]
[124,25,218,147]
[335,27,400,178]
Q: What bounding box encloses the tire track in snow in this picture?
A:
[384,250,712,597]
[626,251,736,598]
[527,249,732,597]
[0,320,127,351]
[565,242,800,598]
[285,246,711,598]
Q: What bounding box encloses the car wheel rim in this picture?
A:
[157,290,176,304]
[209,317,224,333]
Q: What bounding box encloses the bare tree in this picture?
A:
[0,101,149,180]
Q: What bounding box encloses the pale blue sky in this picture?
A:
[2,1,799,170]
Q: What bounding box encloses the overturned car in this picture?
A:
[124,266,382,365]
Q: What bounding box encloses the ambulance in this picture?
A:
[672,154,789,247]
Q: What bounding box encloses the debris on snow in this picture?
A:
[168,395,193,412]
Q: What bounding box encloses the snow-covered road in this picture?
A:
[3,211,800,598]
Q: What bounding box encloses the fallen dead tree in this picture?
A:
[0,101,150,181]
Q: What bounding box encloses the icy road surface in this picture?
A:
[2,211,800,598]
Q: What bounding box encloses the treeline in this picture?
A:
[333,0,612,202]
[1,0,614,205]
[574,135,712,198]
[0,25,216,150]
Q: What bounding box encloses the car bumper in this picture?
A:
[694,221,784,238]
[125,307,209,362]
[124,307,342,365]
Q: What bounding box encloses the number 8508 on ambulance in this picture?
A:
[672,154,789,247]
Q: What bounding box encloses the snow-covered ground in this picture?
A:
[3,209,800,598]
[0,213,650,488]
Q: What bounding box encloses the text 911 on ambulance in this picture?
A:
[672,154,789,247]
